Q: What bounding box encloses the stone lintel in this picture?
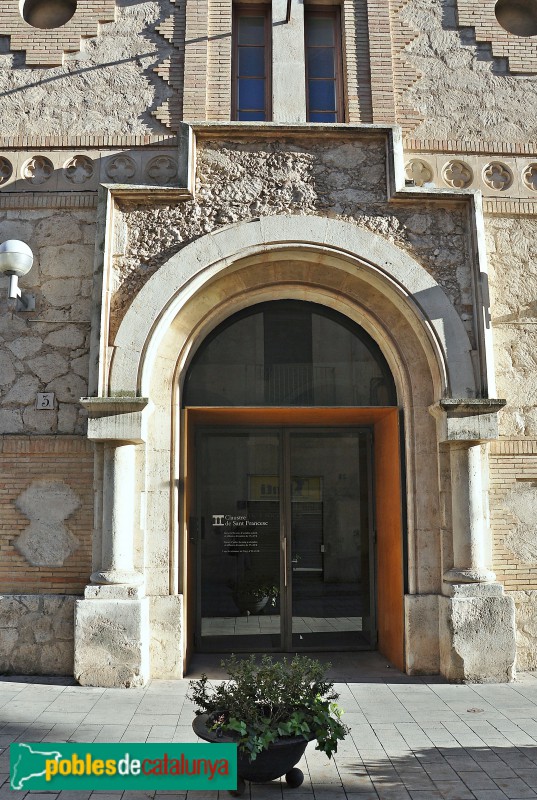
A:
[81,397,150,444]
[189,121,398,140]
[429,398,506,443]
[104,185,193,205]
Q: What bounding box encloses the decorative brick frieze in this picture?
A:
[405,139,537,156]
[3,0,116,67]
[0,193,98,209]
[154,0,186,130]
[456,0,537,74]
[0,135,177,150]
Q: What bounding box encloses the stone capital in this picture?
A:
[429,398,506,443]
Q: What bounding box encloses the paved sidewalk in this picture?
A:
[2,655,537,800]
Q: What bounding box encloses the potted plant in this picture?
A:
[231,576,279,615]
[189,654,348,796]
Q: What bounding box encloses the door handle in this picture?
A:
[283,537,287,587]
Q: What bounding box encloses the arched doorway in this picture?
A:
[182,301,404,667]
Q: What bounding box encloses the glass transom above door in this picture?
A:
[195,428,375,652]
[184,301,396,407]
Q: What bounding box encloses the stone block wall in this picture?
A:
[511,591,537,671]
[0,437,93,594]
[0,1,172,137]
[0,206,95,436]
[0,594,75,674]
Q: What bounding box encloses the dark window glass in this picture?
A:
[237,110,266,121]
[305,10,342,123]
[238,78,266,110]
[307,47,335,79]
[238,46,265,76]
[309,111,337,122]
[308,79,336,111]
[183,301,397,407]
[238,15,265,45]
[233,8,270,121]
[306,15,335,46]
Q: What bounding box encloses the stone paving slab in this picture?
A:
[2,667,537,799]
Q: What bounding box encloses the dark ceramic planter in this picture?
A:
[232,593,269,615]
[193,713,309,795]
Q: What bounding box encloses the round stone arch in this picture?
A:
[105,215,479,677]
[109,214,477,400]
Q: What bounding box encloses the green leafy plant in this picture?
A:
[232,576,279,606]
[188,654,348,761]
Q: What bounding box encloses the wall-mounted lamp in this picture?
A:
[0,240,35,311]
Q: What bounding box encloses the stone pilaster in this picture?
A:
[430,399,516,682]
[74,397,151,688]
[272,0,307,122]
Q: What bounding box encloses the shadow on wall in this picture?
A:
[0,0,181,136]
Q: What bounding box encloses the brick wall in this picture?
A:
[342,0,373,123]
[490,440,537,591]
[207,0,232,121]
[4,0,116,67]
[365,0,396,124]
[183,0,210,120]
[0,436,93,594]
[457,0,537,75]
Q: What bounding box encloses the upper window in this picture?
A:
[232,6,272,121]
[305,8,344,123]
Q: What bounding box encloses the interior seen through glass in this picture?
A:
[184,301,397,407]
[196,429,374,652]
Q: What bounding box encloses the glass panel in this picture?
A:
[239,46,265,77]
[308,79,336,112]
[238,78,266,111]
[307,47,335,79]
[290,431,373,649]
[305,16,335,46]
[309,112,337,123]
[238,110,266,121]
[238,15,265,45]
[197,432,282,651]
[183,301,397,407]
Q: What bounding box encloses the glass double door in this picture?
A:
[195,428,375,652]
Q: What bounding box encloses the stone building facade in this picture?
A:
[1,0,537,685]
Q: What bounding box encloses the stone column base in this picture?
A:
[439,583,516,683]
[74,596,150,687]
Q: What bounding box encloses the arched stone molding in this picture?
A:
[79,214,514,684]
[99,217,480,678]
[109,215,478,401]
